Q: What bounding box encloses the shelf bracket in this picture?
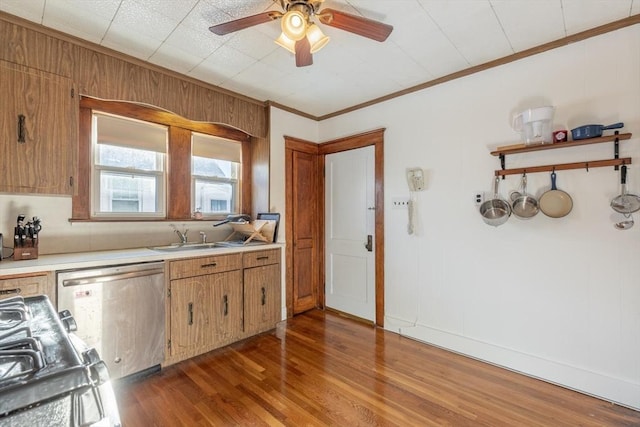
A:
[499,154,505,179]
[614,131,620,171]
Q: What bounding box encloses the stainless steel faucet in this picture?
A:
[175,228,189,244]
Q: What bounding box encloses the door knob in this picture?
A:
[364,235,373,252]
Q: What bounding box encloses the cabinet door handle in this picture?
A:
[201,262,217,268]
[256,256,269,261]
[188,302,193,325]
[17,114,26,143]
[261,287,266,306]
[0,288,22,295]
[223,295,228,316]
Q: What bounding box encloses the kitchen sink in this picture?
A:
[149,240,268,252]
[149,242,224,252]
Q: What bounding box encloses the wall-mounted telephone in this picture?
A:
[407,168,425,191]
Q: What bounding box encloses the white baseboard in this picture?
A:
[385,315,640,411]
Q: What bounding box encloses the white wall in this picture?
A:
[275,26,640,409]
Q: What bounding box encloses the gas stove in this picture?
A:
[0,295,121,426]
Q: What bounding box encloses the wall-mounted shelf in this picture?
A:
[490,133,632,156]
[495,157,632,177]
[491,132,633,177]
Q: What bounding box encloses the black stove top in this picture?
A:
[0,296,104,418]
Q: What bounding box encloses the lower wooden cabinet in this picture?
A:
[166,248,281,365]
[169,270,242,356]
[0,273,53,302]
[244,263,281,336]
[210,270,243,345]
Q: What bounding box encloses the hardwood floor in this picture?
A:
[115,309,640,426]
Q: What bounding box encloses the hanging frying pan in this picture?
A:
[539,172,573,218]
[610,165,640,214]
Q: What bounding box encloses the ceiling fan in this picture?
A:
[209,0,393,67]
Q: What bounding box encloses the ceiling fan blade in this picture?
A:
[318,8,393,42]
[295,38,313,67]
[209,11,282,35]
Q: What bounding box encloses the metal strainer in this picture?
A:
[610,166,640,214]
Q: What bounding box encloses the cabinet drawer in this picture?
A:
[243,248,280,268]
[169,253,242,280]
[0,275,49,300]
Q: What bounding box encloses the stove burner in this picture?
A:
[0,296,46,383]
[0,297,30,330]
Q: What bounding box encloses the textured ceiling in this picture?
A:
[1,0,639,117]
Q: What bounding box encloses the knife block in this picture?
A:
[14,238,39,260]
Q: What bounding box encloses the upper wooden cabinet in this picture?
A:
[0,60,77,195]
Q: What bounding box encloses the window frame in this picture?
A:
[72,97,253,222]
[91,112,168,219]
[191,132,242,218]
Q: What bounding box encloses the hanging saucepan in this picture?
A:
[570,122,624,140]
[479,176,511,227]
[510,173,539,219]
[610,165,640,214]
[539,171,573,218]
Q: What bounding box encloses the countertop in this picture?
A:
[0,243,284,276]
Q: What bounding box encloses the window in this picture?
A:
[75,97,253,221]
[192,133,241,217]
[92,113,167,218]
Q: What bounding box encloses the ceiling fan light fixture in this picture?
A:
[306,24,330,53]
[281,10,307,41]
[275,32,296,54]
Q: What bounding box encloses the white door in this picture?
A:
[325,146,375,321]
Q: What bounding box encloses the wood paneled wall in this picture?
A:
[0,12,271,215]
[0,12,267,138]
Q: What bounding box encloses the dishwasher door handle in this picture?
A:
[62,267,165,287]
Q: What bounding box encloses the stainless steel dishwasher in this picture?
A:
[57,261,165,380]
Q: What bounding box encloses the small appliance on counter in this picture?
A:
[13,215,41,261]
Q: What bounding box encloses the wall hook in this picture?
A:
[585,162,589,172]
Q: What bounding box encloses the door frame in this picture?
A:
[285,129,385,327]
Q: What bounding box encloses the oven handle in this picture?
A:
[61,267,164,287]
